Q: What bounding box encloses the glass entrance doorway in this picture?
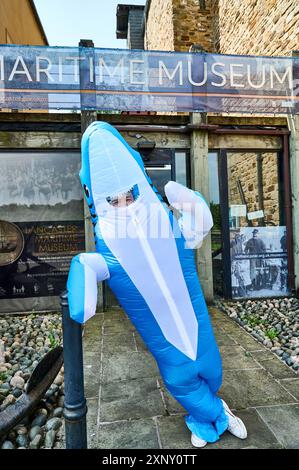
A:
[209,148,292,300]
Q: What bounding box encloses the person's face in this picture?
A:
[109,191,134,208]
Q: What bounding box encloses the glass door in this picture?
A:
[208,152,223,296]
[224,150,289,299]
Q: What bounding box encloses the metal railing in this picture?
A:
[61,291,87,449]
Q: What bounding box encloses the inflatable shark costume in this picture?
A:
[67,121,229,443]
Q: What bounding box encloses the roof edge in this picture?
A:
[29,0,49,46]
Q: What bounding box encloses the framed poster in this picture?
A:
[0,151,85,311]
[230,226,288,299]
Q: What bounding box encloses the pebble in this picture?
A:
[45,417,62,432]
[16,426,27,435]
[16,434,28,447]
[1,382,10,390]
[31,413,47,428]
[29,434,43,449]
[53,407,63,418]
[29,425,42,441]
[53,375,63,386]
[44,430,56,449]
[2,393,16,407]
[0,313,62,449]
[12,387,23,398]
[217,297,299,373]
[57,396,64,408]
[8,430,16,441]
[1,440,15,449]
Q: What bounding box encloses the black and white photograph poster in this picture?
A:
[230,226,289,299]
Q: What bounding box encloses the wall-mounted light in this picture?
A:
[137,140,156,161]
[137,140,156,150]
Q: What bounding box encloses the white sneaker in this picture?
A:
[222,400,247,439]
[191,433,207,448]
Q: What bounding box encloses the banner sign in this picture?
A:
[0,45,298,114]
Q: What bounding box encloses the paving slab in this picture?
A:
[220,345,261,370]
[157,378,186,415]
[86,398,99,448]
[98,419,160,449]
[249,349,280,362]
[260,359,298,380]
[226,329,266,351]
[104,309,127,319]
[213,331,238,347]
[102,332,136,354]
[85,371,101,399]
[206,409,282,449]
[157,415,193,449]
[99,377,165,422]
[279,379,299,401]
[101,351,160,383]
[83,316,102,353]
[256,404,299,449]
[133,331,149,352]
[219,369,296,409]
[83,336,102,353]
[103,321,135,336]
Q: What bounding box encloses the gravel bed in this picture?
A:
[216,297,299,373]
[0,313,64,449]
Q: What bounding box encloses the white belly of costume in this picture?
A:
[98,189,198,361]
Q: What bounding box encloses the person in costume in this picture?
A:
[67,121,247,447]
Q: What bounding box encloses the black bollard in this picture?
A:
[61,290,88,449]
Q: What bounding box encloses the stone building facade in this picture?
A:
[214,0,299,57]
[143,0,299,56]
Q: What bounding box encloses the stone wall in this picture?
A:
[227,152,279,227]
[145,0,215,52]
[145,0,299,55]
[172,0,214,52]
[216,0,299,56]
[145,0,174,51]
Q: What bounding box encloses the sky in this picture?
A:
[34,0,146,49]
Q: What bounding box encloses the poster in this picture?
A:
[0,151,84,311]
[0,221,84,299]
[230,226,289,299]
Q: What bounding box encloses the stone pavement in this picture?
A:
[83,307,299,449]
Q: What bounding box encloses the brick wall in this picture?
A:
[216,0,299,56]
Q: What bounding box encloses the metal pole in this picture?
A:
[61,290,87,449]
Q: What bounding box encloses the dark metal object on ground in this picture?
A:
[0,346,63,438]
[61,290,87,449]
